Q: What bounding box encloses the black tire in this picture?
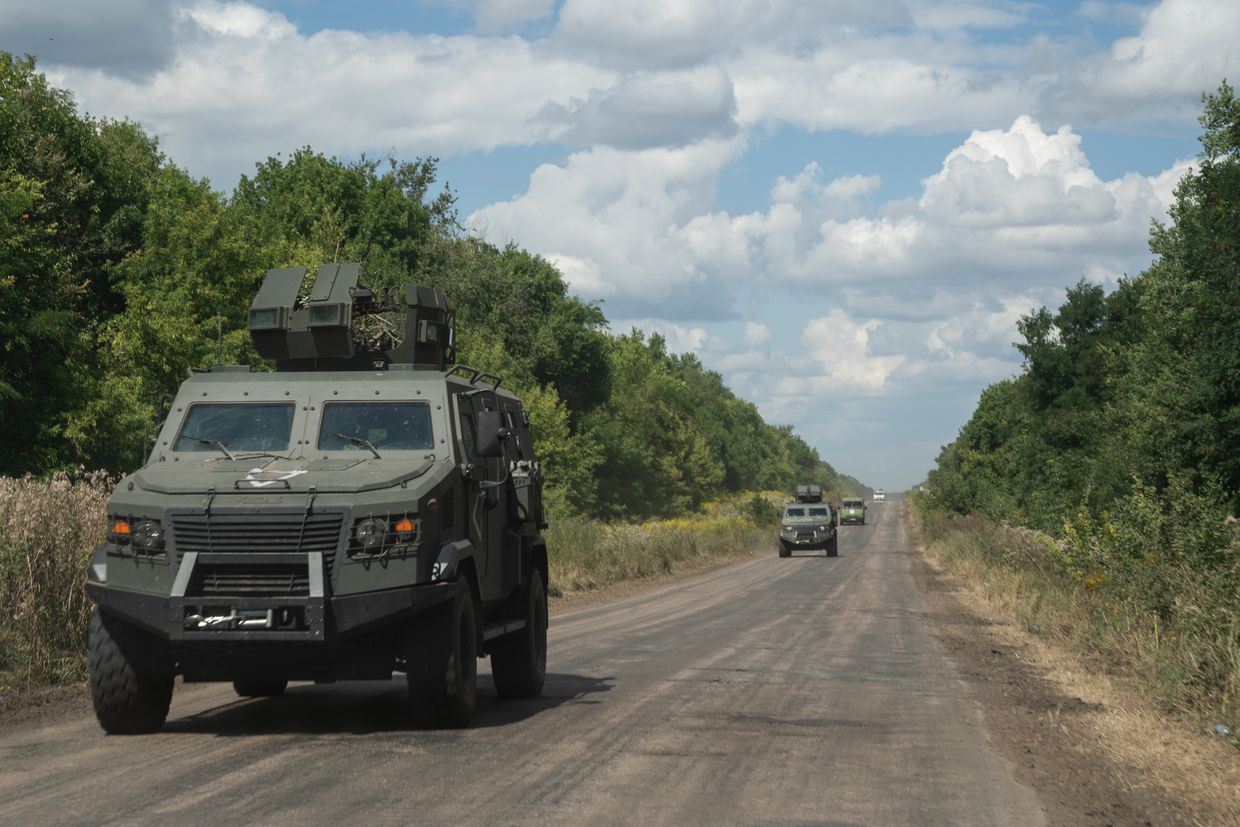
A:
[88,608,173,734]
[778,541,790,558]
[233,680,288,698]
[407,585,478,728]
[491,572,548,699]
[827,536,839,557]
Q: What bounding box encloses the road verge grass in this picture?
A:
[908,496,1240,823]
[908,492,1240,736]
[545,493,776,596]
[0,472,111,690]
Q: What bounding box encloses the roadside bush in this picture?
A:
[546,494,768,594]
[745,493,781,528]
[0,471,111,686]
[910,490,1240,727]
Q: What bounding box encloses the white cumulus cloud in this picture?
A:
[800,310,906,390]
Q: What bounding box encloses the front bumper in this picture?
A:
[85,573,455,645]
[780,529,836,549]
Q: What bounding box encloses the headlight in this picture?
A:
[109,515,165,553]
[132,519,165,552]
[350,514,419,558]
[355,517,388,550]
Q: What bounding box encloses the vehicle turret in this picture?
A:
[794,484,823,503]
[247,263,454,371]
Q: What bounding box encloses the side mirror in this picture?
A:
[476,409,508,458]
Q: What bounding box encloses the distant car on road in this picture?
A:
[839,498,866,525]
[778,503,838,558]
[873,489,886,502]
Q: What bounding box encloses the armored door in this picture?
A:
[453,392,507,599]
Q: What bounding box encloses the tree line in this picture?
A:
[0,54,861,519]
[929,82,1239,531]
[923,83,1240,711]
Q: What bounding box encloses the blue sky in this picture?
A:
[3,0,1234,489]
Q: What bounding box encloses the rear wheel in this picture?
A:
[88,608,173,734]
[407,585,478,728]
[233,680,288,698]
[491,572,548,699]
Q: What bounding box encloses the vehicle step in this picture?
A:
[481,619,527,641]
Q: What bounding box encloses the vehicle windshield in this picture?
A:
[808,507,830,517]
[784,507,806,517]
[843,499,863,508]
[318,401,434,451]
[173,403,296,453]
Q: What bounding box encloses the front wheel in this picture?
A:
[778,541,790,558]
[88,608,173,734]
[827,536,839,557]
[491,572,548,699]
[407,585,478,728]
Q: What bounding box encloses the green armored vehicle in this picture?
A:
[778,484,838,557]
[85,264,548,732]
[839,497,866,525]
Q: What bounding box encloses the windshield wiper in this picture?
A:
[334,432,381,459]
[181,434,235,461]
[231,451,293,460]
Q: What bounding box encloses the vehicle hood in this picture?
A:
[132,456,436,495]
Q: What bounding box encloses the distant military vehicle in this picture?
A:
[779,484,838,557]
[839,497,867,525]
[873,489,886,502]
[85,263,548,732]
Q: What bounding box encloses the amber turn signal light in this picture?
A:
[393,517,415,534]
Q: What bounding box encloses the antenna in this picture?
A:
[216,311,223,365]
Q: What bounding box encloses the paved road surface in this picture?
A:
[0,500,1046,825]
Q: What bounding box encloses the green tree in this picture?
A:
[0,53,162,474]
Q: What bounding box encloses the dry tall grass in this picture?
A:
[0,472,111,687]
[546,494,773,595]
[911,495,1240,732]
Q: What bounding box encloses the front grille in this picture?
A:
[188,562,310,597]
[172,512,344,572]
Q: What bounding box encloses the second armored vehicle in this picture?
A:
[839,497,867,525]
[85,263,549,732]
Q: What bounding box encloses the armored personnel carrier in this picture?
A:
[778,484,838,557]
[85,263,548,732]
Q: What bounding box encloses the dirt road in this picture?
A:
[2,501,1053,825]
